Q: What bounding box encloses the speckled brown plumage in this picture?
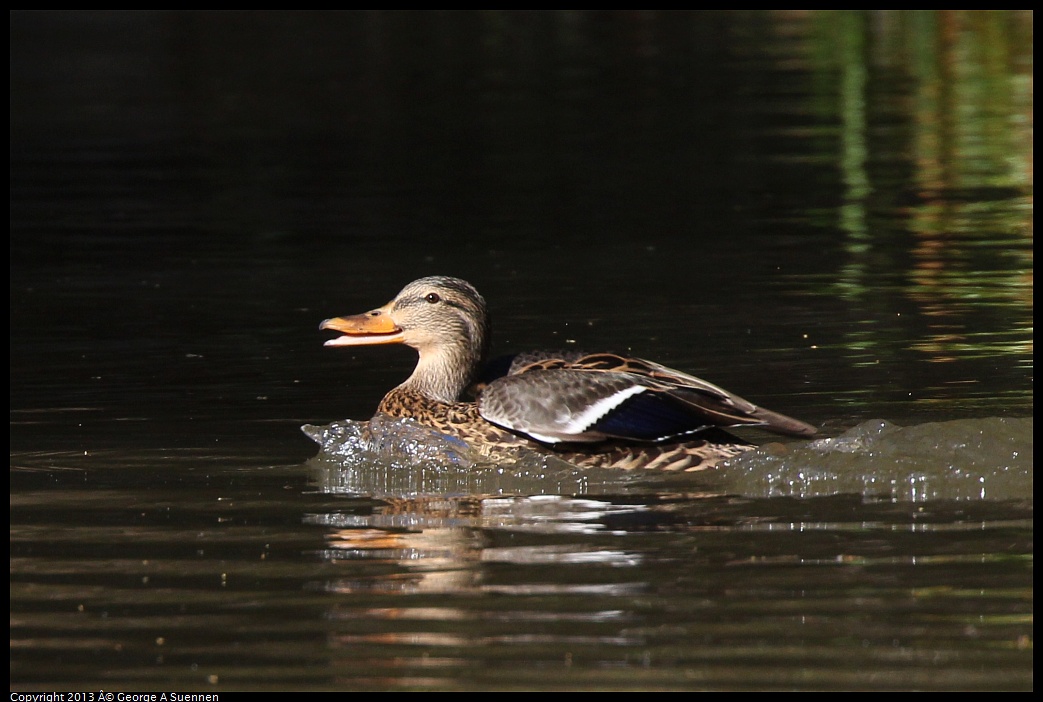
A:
[376,385,751,471]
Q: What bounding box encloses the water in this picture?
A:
[10,11,1032,691]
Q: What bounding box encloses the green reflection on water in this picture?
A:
[803,11,1031,379]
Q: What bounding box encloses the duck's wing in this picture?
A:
[469,350,588,396]
[576,354,818,438]
[477,369,705,443]
[477,353,817,444]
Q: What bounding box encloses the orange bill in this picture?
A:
[320,309,404,347]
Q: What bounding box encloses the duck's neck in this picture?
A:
[399,339,483,405]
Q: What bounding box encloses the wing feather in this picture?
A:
[476,353,816,443]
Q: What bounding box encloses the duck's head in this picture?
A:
[320,276,490,403]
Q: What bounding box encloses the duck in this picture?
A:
[319,276,816,472]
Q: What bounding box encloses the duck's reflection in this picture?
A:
[305,456,676,689]
[303,449,668,597]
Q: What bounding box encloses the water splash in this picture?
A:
[303,415,1032,502]
[717,417,1033,502]
[302,415,639,498]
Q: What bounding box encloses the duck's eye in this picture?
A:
[425,292,441,304]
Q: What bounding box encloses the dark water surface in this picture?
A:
[11,11,1032,691]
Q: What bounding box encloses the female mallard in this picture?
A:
[320,276,816,471]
